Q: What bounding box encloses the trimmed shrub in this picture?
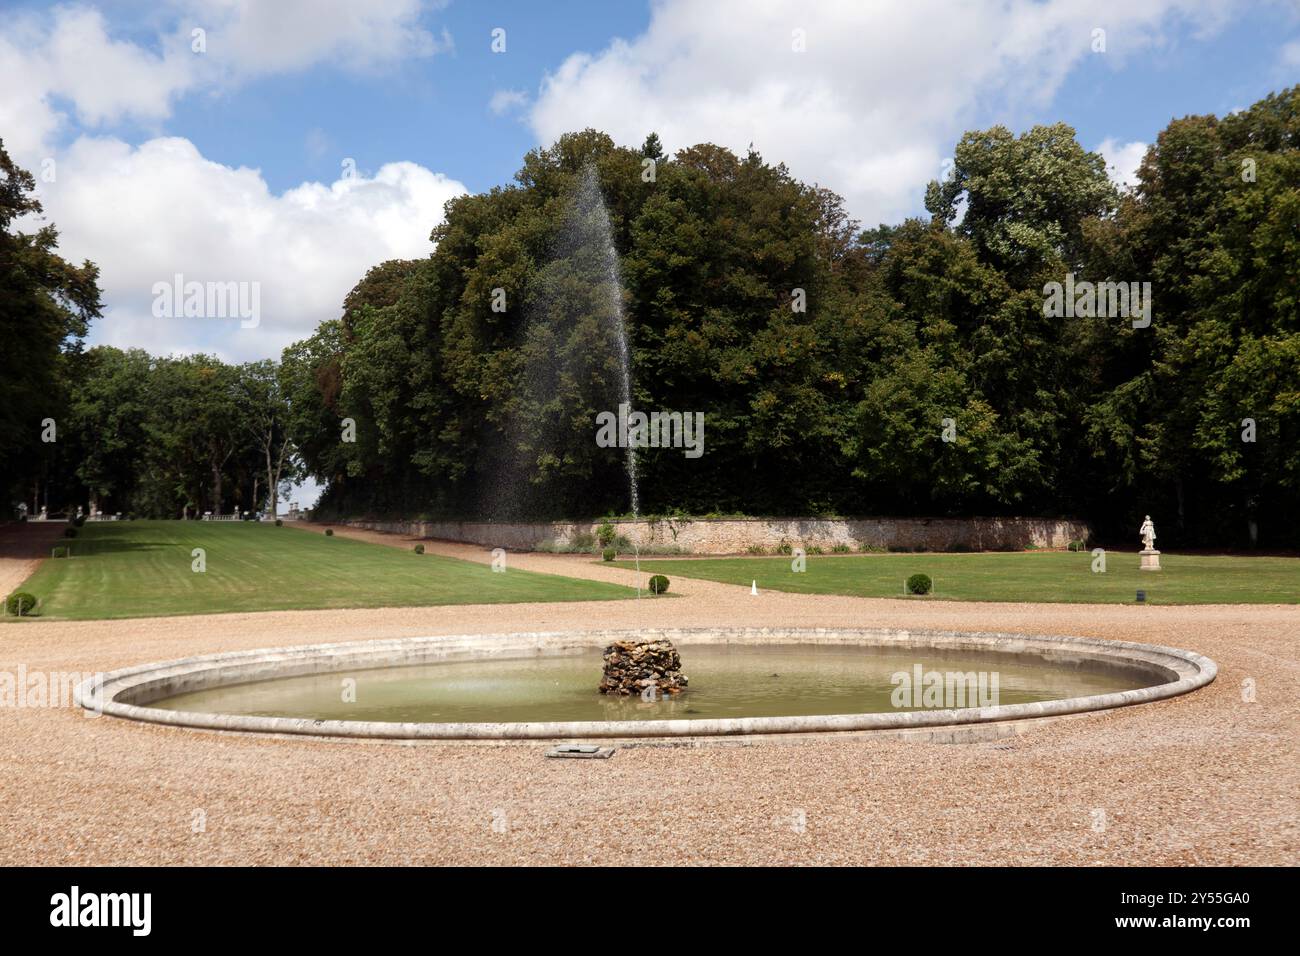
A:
[413,543,425,554]
[1067,539,1085,552]
[648,574,670,595]
[275,518,283,527]
[596,521,616,548]
[71,514,86,528]
[906,573,933,596]
[5,591,37,616]
[51,546,69,559]
[807,545,825,555]
[775,540,793,556]
[325,528,334,537]
[63,527,77,538]
[602,547,616,562]
[831,543,851,553]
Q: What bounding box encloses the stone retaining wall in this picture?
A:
[335,515,1091,554]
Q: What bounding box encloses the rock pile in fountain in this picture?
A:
[599,639,688,696]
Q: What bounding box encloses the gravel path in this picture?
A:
[0,522,1295,865]
[0,521,64,600]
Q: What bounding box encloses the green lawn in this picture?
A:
[615,551,1300,605]
[10,521,636,621]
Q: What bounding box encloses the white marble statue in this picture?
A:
[1139,515,1157,552]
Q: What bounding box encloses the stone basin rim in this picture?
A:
[74,626,1217,740]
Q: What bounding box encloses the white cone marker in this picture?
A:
[751,580,758,595]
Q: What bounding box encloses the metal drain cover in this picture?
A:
[545,744,615,759]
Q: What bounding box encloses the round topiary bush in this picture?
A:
[325,528,334,536]
[596,521,616,548]
[275,518,283,527]
[413,543,425,554]
[51,545,69,559]
[602,547,616,562]
[906,573,932,596]
[5,591,37,616]
[648,574,670,595]
[63,527,77,538]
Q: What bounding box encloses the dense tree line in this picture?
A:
[1,138,302,519]
[4,88,1298,545]
[18,346,301,519]
[280,89,1299,547]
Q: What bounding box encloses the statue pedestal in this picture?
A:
[1139,549,1162,571]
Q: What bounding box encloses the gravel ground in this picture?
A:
[0,522,1295,866]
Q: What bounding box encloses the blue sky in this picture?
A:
[169,2,1293,203]
[162,1,656,197]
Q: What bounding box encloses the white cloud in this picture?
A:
[0,1,450,166]
[42,136,466,362]
[181,0,451,77]
[528,0,1236,226]
[489,89,529,116]
[0,2,461,362]
[0,6,196,161]
[1098,137,1149,190]
[1280,38,1300,70]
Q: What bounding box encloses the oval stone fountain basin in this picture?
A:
[75,628,1216,740]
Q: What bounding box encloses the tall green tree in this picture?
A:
[0,140,101,512]
[238,360,300,518]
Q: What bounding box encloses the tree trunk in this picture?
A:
[272,465,283,518]
[264,446,276,520]
[211,465,223,516]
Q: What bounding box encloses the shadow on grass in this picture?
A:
[60,538,174,556]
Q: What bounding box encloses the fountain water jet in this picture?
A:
[571,164,645,593]
[573,164,640,518]
[480,163,645,591]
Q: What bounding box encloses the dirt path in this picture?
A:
[0,522,65,600]
[0,522,1295,865]
[308,520,743,598]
